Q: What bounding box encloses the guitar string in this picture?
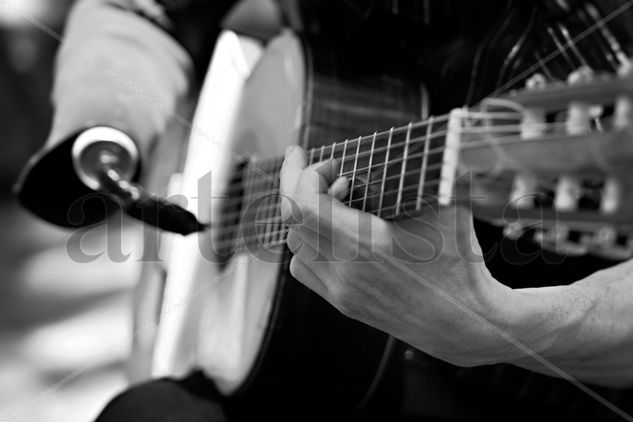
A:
[214,197,444,251]
[216,191,593,251]
[216,119,568,202]
[210,121,599,244]
[214,168,445,225]
[210,134,580,238]
[241,118,553,180]
[216,117,556,195]
[213,170,595,231]
[216,114,529,192]
[217,158,445,209]
[219,110,520,176]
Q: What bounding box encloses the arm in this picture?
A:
[16,0,236,226]
[279,146,633,389]
[506,263,633,388]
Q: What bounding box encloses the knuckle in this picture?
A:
[289,256,302,279]
[281,196,303,224]
[286,231,301,253]
[280,197,292,222]
[372,218,392,240]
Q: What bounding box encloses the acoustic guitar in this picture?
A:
[133,2,633,418]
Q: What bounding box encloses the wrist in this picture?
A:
[494,285,582,364]
[438,268,521,367]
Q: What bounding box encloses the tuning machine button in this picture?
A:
[534,226,589,256]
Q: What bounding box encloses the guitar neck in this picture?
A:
[304,117,451,217]
[229,112,465,253]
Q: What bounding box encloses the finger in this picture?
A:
[327,176,349,201]
[294,167,380,239]
[308,158,342,187]
[286,229,320,262]
[280,146,308,222]
[289,255,330,300]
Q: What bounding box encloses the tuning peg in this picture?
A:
[587,228,633,260]
[525,73,548,90]
[566,67,595,135]
[592,226,617,246]
[554,175,581,212]
[533,226,566,246]
[614,63,633,130]
[534,226,589,256]
[601,178,622,214]
[509,176,539,209]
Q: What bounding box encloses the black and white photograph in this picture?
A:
[2,1,633,421]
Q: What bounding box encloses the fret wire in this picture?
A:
[319,145,326,161]
[362,132,377,212]
[303,111,517,159]
[417,116,433,210]
[336,115,452,149]
[338,177,444,208]
[306,115,451,161]
[377,128,393,218]
[217,195,444,251]
[330,141,337,160]
[223,143,444,201]
[221,136,461,204]
[219,186,435,229]
[367,197,440,219]
[339,140,349,177]
[395,122,412,216]
[218,198,448,254]
[349,136,362,207]
[308,147,316,165]
[250,182,442,221]
[213,173,447,229]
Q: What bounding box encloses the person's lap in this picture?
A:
[95,372,227,422]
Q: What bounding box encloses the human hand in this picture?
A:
[279,146,519,366]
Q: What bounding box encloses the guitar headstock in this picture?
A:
[455,66,633,259]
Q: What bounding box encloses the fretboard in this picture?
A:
[217,115,453,254]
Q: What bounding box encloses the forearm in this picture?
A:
[501,260,633,388]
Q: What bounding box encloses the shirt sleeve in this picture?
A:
[15,0,237,227]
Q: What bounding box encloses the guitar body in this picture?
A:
[147,29,424,417]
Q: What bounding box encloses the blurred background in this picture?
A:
[0,1,141,421]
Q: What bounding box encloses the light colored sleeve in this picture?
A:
[15,0,235,226]
[47,0,194,160]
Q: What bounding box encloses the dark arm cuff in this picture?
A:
[14,132,121,228]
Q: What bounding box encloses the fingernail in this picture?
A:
[285,146,295,158]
